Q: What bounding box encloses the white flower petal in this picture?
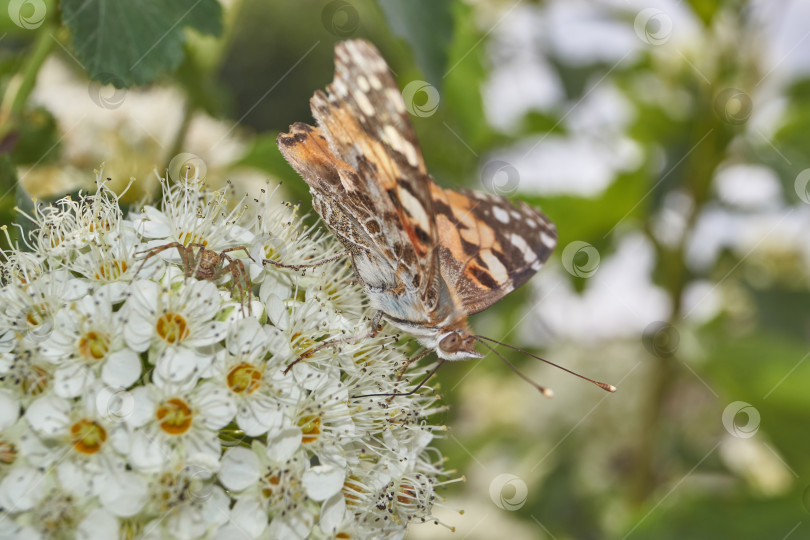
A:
[0,389,20,429]
[25,395,71,437]
[53,363,95,398]
[137,206,172,238]
[236,402,283,437]
[320,493,347,534]
[101,349,142,388]
[156,347,200,382]
[78,508,119,540]
[126,387,155,428]
[266,427,302,462]
[227,496,267,538]
[0,466,45,512]
[303,464,345,501]
[219,447,260,491]
[98,470,148,517]
[128,431,167,473]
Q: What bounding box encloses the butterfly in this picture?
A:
[275,40,557,368]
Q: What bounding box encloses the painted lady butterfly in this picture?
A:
[276,40,567,385]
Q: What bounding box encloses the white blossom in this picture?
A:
[0,171,453,538]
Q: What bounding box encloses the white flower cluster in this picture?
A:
[0,172,455,539]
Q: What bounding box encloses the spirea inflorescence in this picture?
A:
[0,172,456,539]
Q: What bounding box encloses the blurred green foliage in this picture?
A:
[1,0,808,538]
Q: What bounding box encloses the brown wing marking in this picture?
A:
[430,182,557,316]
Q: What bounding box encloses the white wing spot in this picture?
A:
[540,232,556,249]
[480,249,509,283]
[527,219,538,228]
[510,210,521,220]
[511,233,536,264]
[492,206,510,224]
[354,90,375,117]
[357,75,370,93]
[386,88,407,113]
[384,124,418,167]
[333,79,349,98]
[397,185,431,233]
[368,74,382,90]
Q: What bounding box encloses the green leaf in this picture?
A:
[61,0,223,87]
[622,491,806,540]
[377,0,453,89]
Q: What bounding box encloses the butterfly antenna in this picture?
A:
[475,338,555,398]
[474,335,617,393]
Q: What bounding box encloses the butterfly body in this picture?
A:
[277,40,557,361]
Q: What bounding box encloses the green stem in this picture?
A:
[0,25,57,144]
[165,100,195,177]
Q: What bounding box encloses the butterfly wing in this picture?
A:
[278,40,442,319]
[430,183,557,315]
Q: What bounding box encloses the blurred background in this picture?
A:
[2,0,809,538]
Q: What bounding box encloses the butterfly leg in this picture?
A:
[283,311,384,374]
[263,252,346,271]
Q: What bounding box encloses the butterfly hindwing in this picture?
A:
[430,184,557,316]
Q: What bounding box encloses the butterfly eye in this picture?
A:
[438,332,461,353]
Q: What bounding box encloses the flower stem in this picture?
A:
[0,24,57,140]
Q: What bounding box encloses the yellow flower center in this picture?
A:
[95,259,128,280]
[156,313,190,344]
[26,303,49,327]
[180,232,207,247]
[298,414,321,444]
[70,418,107,454]
[22,365,49,395]
[78,331,110,360]
[227,363,262,395]
[156,398,193,435]
[343,476,364,507]
[0,441,17,465]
